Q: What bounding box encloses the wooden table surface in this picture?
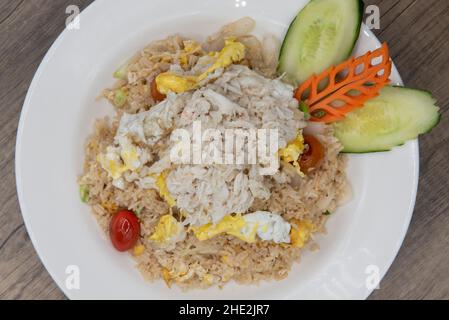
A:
[1,0,448,300]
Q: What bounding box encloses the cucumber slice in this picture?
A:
[333,86,441,153]
[278,0,363,85]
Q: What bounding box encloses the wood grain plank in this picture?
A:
[0,0,448,299]
[0,0,25,26]
[365,0,449,300]
[0,225,66,299]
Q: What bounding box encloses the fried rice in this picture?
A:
[79,18,349,289]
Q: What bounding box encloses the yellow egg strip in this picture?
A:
[153,170,176,207]
[279,131,305,175]
[289,219,316,248]
[133,244,145,256]
[191,214,260,243]
[155,73,198,94]
[155,38,246,95]
[149,214,180,244]
[120,145,140,169]
[191,214,245,240]
[197,38,246,81]
[96,153,127,180]
[162,268,172,287]
[149,212,317,248]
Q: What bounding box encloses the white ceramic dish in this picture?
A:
[16,0,418,299]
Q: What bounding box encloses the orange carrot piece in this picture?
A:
[295,43,392,123]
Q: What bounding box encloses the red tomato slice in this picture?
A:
[109,210,140,252]
[151,78,166,102]
[300,134,325,173]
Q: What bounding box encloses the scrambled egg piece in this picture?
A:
[119,137,141,170]
[149,214,185,244]
[290,219,317,248]
[191,214,254,242]
[153,170,176,207]
[279,131,305,174]
[97,147,127,180]
[155,73,197,94]
[150,213,314,248]
[197,38,245,81]
[97,137,145,189]
[155,38,246,94]
[162,268,172,287]
[192,211,291,244]
[133,244,145,256]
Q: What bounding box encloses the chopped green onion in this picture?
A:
[323,210,332,216]
[114,88,127,107]
[79,185,89,203]
[134,206,143,218]
[299,101,310,119]
[113,63,128,80]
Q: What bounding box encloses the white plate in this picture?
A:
[16,0,418,299]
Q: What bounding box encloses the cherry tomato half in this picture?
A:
[150,78,166,102]
[300,134,325,173]
[109,210,140,252]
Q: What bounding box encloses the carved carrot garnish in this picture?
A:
[295,43,392,123]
